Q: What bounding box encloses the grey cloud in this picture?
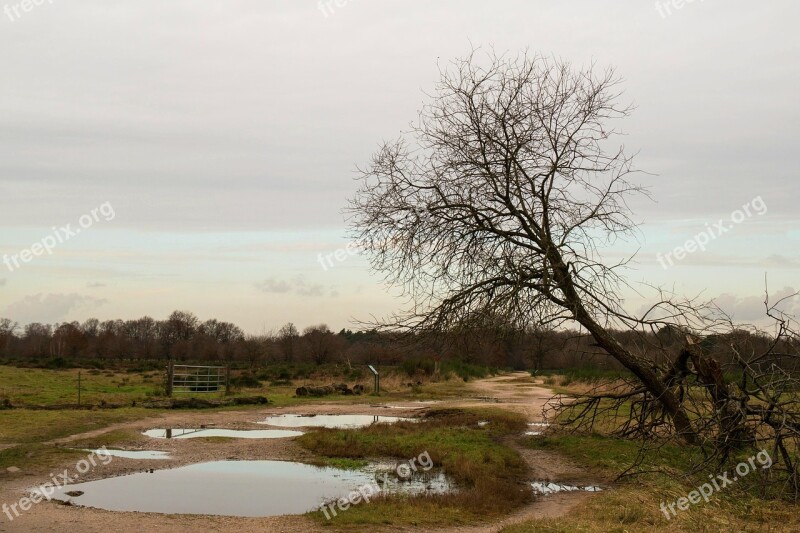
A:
[255,279,292,294]
[713,287,800,322]
[3,293,108,324]
[255,277,330,298]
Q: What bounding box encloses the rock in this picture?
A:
[6,466,20,473]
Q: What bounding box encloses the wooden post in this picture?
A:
[78,371,81,406]
[225,366,231,396]
[166,362,174,397]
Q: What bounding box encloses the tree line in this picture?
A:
[0,312,793,377]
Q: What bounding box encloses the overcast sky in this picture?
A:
[1,0,798,332]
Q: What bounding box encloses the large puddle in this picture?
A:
[42,460,453,516]
[258,414,414,429]
[143,428,303,439]
[84,449,172,460]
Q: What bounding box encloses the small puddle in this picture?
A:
[378,401,440,409]
[84,449,171,460]
[143,428,303,440]
[531,481,603,495]
[525,422,549,436]
[42,460,454,516]
[258,414,413,429]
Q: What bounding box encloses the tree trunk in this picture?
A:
[550,256,699,445]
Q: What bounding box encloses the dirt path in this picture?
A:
[0,373,599,533]
[428,373,598,533]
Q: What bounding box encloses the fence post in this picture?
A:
[78,371,81,406]
[225,366,231,396]
[166,362,174,397]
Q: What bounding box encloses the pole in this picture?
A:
[78,371,81,406]
[166,362,174,397]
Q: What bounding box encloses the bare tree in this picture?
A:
[277,322,299,363]
[350,49,698,442]
[350,49,800,495]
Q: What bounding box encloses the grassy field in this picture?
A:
[0,364,472,407]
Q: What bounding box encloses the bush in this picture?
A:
[229,373,263,388]
[401,357,436,377]
[442,360,492,382]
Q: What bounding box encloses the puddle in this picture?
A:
[525,422,549,436]
[143,428,303,439]
[258,414,414,429]
[42,460,453,516]
[84,449,172,460]
[531,481,603,495]
[378,401,440,409]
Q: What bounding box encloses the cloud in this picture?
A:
[86,282,107,288]
[0,279,6,287]
[255,278,292,294]
[765,255,800,268]
[2,293,107,324]
[713,287,800,322]
[255,277,329,298]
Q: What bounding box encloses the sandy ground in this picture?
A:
[0,373,599,532]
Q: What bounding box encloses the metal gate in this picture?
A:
[167,364,228,396]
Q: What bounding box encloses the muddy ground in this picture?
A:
[0,373,600,532]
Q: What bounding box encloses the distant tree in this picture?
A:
[302,324,344,365]
[277,322,299,363]
[0,318,18,357]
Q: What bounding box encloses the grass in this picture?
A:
[0,407,159,482]
[297,407,531,528]
[0,408,156,445]
[0,366,162,405]
[504,433,800,532]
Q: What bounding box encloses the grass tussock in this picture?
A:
[298,407,531,527]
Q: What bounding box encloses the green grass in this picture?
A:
[0,408,156,445]
[309,457,370,470]
[0,366,161,405]
[0,407,160,480]
[298,408,531,528]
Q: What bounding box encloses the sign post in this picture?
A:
[368,365,380,394]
